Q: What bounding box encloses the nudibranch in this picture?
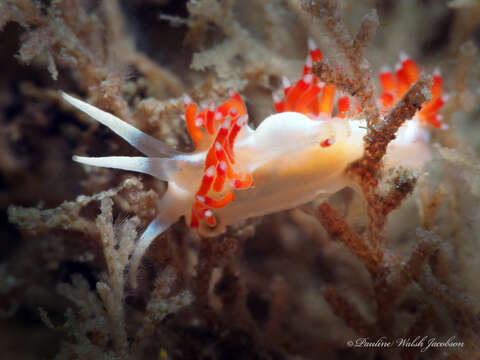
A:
[62,41,444,287]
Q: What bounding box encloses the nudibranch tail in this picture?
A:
[183,94,254,233]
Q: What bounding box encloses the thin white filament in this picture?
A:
[129,216,172,288]
[73,155,174,181]
[62,92,179,157]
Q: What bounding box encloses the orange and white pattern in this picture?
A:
[183,94,254,229]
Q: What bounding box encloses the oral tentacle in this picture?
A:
[62,92,179,157]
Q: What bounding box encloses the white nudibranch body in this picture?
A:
[62,44,444,287]
[212,112,365,231]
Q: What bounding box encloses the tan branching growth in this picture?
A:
[364,172,419,244]
[364,75,433,165]
[316,203,382,275]
[316,206,442,342]
[133,266,194,356]
[322,75,432,192]
[307,0,433,245]
[1,0,186,146]
[8,178,138,236]
[312,61,364,98]
[50,196,192,359]
[307,1,432,248]
[386,229,440,299]
[401,305,436,360]
[187,0,296,94]
[316,202,445,339]
[419,183,446,230]
[302,0,380,127]
[8,177,156,238]
[323,285,372,336]
[352,10,380,57]
[418,265,480,357]
[95,198,132,358]
[306,0,432,181]
[194,236,244,305]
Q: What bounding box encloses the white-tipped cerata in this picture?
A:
[307,37,317,51]
[399,50,409,62]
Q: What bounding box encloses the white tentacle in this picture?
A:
[62,92,179,157]
[73,155,181,181]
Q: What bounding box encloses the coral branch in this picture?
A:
[346,76,431,244]
[366,172,419,237]
[401,305,436,360]
[316,202,382,275]
[323,285,372,336]
[364,75,433,165]
[129,53,185,97]
[188,0,294,89]
[311,61,361,97]
[419,183,446,230]
[302,0,380,126]
[353,10,379,57]
[387,228,440,299]
[418,265,480,356]
[382,175,418,216]
[301,0,353,52]
[133,266,194,356]
[95,198,132,358]
[7,177,154,236]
